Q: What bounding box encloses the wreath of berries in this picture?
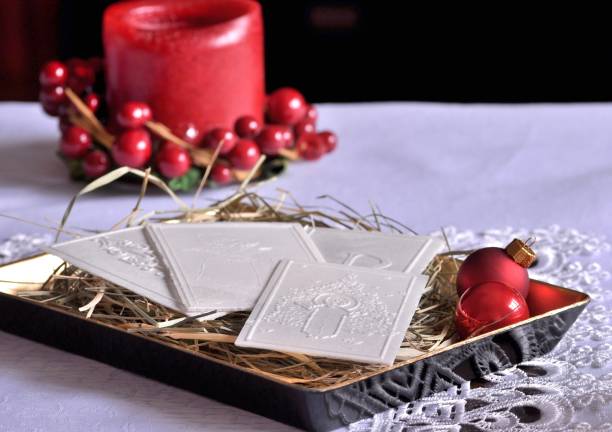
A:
[38,58,338,191]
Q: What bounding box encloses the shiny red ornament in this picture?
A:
[296,133,326,160]
[112,128,152,168]
[455,282,530,339]
[229,139,260,170]
[117,101,152,129]
[234,115,261,138]
[156,142,191,178]
[202,128,237,155]
[256,125,291,155]
[318,131,338,153]
[211,161,233,185]
[267,87,307,125]
[39,61,68,87]
[83,150,110,178]
[60,126,92,159]
[456,245,530,298]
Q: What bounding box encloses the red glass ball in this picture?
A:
[294,118,316,137]
[112,128,152,168]
[202,128,237,155]
[234,115,261,138]
[175,122,201,146]
[267,87,307,125]
[211,161,233,185]
[296,133,326,161]
[256,125,291,155]
[83,150,110,178]
[66,58,96,94]
[229,139,261,170]
[456,247,530,298]
[318,131,338,153]
[60,126,92,159]
[117,101,152,129]
[156,142,192,178]
[39,61,68,87]
[455,282,530,339]
[84,93,100,113]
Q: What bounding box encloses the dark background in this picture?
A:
[2,1,611,103]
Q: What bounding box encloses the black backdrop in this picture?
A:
[58,1,612,103]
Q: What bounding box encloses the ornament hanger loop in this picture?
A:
[524,236,536,247]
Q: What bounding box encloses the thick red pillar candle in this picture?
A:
[103,0,265,135]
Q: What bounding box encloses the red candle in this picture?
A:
[103,0,265,135]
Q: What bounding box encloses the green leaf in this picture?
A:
[66,158,85,180]
[260,157,288,180]
[167,167,203,192]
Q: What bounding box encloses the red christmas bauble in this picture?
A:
[457,246,530,298]
[455,281,530,339]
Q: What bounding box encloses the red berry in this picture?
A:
[294,118,316,136]
[228,139,261,170]
[66,58,95,94]
[84,93,100,113]
[267,87,307,125]
[234,115,261,138]
[296,133,325,161]
[175,122,201,145]
[318,131,338,153]
[282,128,294,147]
[60,126,92,159]
[59,116,71,134]
[202,128,237,155]
[256,125,291,155]
[117,101,152,129]
[88,57,104,73]
[211,161,233,185]
[112,128,152,168]
[39,85,67,106]
[83,150,110,178]
[39,61,68,87]
[156,142,192,178]
[305,104,318,122]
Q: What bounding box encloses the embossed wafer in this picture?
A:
[236,260,428,365]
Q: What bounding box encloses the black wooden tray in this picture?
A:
[0,254,589,431]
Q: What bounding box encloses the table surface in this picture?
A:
[0,102,611,431]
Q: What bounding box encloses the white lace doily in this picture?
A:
[1,226,611,432]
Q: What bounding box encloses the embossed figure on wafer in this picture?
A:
[302,293,360,339]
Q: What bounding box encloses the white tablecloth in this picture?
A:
[0,102,611,431]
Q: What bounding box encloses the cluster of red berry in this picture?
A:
[38,58,338,188]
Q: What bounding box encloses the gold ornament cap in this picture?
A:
[505,238,536,268]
